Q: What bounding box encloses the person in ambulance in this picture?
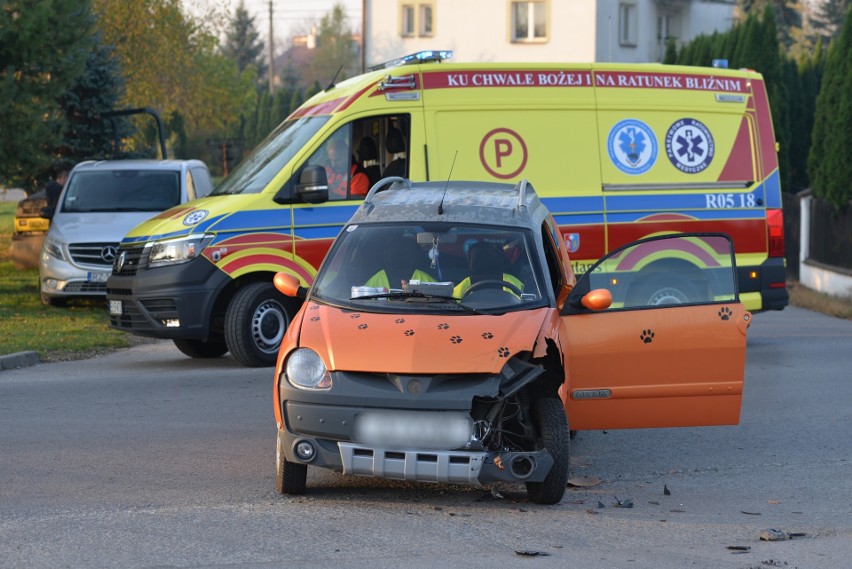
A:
[271,178,750,505]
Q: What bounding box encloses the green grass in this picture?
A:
[0,202,130,362]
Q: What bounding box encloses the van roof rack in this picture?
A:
[368,50,453,72]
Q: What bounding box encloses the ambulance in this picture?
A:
[106,51,787,367]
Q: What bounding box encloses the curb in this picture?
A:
[0,351,40,371]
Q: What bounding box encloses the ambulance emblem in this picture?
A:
[183,209,209,226]
[665,118,715,174]
[607,119,657,175]
[565,233,580,253]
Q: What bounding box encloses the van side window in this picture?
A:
[541,221,563,296]
[302,115,411,201]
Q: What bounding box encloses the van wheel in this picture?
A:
[629,276,699,307]
[225,282,291,367]
[40,292,67,308]
[525,397,570,505]
[276,430,307,495]
[172,338,228,359]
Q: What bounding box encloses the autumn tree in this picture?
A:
[811,0,849,42]
[221,1,266,88]
[308,4,359,89]
[0,0,94,191]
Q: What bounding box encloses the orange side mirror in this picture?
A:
[273,272,301,297]
[581,288,613,311]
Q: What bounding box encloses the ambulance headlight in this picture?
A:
[285,348,331,390]
[147,234,213,267]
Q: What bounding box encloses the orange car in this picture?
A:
[272,178,750,504]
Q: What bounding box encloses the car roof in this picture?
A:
[70,159,206,173]
[350,179,550,230]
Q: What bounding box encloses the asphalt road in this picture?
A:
[1,306,850,569]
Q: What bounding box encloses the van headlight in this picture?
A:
[147,234,213,267]
[43,237,67,261]
[285,348,332,390]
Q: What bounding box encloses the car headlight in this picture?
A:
[43,237,67,261]
[285,348,331,390]
[147,234,213,267]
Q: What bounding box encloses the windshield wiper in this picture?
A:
[351,290,482,314]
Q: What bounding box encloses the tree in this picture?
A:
[309,4,359,89]
[811,0,849,43]
[736,0,807,51]
[0,0,94,191]
[808,6,852,209]
[221,1,267,87]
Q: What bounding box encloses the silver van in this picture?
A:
[39,159,213,306]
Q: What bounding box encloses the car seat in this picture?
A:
[467,242,506,285]
[382,127,407,178]
[358,137,382,187]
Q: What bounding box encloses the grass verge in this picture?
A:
[0,201,131,362]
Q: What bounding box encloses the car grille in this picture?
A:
[63,282,107,294]
[112,245,149,276]
[68,242,119,267]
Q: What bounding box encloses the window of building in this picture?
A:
[400,4,415,37]
[419,4,434,36]
[511,1,548,43]
[619,2,638,47]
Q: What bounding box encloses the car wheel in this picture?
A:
[629,276,700,307]
[172,338,228,359]
[40,291,67,308]
[276,430,307,495]
[525,397,570,505]
[225,282,292,367]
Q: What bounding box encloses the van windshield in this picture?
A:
[61,170,180,212]
[312,223,546,314]
[211,116,330,196]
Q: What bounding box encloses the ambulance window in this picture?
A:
[301,115,410,201]
[511,2,547,42]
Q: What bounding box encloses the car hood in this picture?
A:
[49,212,164,244]
[296,302,551,374]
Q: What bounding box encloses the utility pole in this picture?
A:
[268,0,275,94]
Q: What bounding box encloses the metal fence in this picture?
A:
[782,191,800,280]
[809,197,852,271]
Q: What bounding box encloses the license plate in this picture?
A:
[88,271,110,283]
[109,300,122,316]
[354,411,472,449]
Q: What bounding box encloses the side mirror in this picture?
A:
[581,288,613,311]
[40,206,56,220]
[295,165,329,204]
[273,272,308,299]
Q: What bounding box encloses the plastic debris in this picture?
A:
[597,500,606,509]
[567,476,601,488]
[613,496,634,508]
[663,484,671,496]
[515,550,549,557]
[759,529,789,541]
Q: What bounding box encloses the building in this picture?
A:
[363,0,736,67]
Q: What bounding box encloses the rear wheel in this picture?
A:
[525,397,570,505]
[276,430,307,495]
[172,338,228,359]
[225,282,292,367]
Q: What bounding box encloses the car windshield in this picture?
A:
[61,170,180,212]
[311,222,546,313]
[210,115,330,196]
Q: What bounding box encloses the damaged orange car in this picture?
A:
[272,178,750,504]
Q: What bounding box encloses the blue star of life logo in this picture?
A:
[608,119,657,175]
[665,118,715,174]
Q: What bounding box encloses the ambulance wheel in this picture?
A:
[631,277,698,307]
[225,282,291,367]
[276,430,307,495]
[40,292,68,307]
[525,397,570,505]
[172,338,228,359]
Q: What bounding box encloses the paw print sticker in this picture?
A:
[438,323,450,330]
[450,336,463,344]
[482,332,494,340]
[357,323,368,330]
[404,329,415,336]
[498,347,510,358]
[309,304,319,310]
[718,307,732,320]
[310,316,320,322]
[395,318,405,324]
[640,329,655,344]
[350,313,361,319]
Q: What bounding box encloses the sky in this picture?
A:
[186,0,363,48]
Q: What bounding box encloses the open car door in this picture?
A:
[559,233,750,430]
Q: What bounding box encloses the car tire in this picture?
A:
[276,430,307,495]
[525,397,570,505]
[629,276,700,307]
[225,282,292,367]
[40,291,67,308]
[172,338,228,359]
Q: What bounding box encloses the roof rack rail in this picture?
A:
[367,50,453,72]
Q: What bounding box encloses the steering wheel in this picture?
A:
[461,279,523,298]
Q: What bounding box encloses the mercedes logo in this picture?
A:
[100,245,118,263]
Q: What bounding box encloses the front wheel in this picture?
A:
[276,430,307,495]
[525,397,570,505]
[225,282,293,367]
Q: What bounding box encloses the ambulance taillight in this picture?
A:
[767,208,785,258]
